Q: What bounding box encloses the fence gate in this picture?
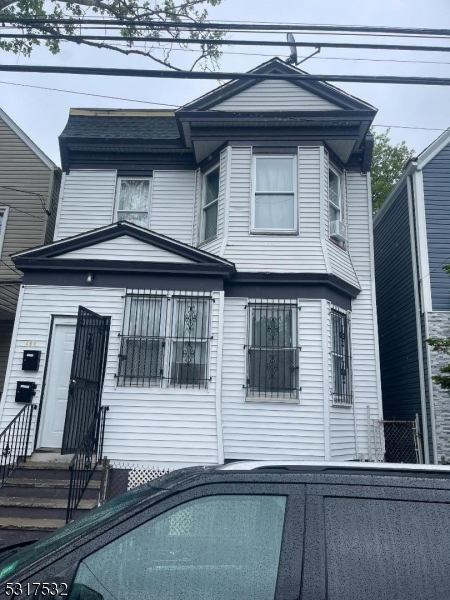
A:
[373,414,423,464]
[61,306,110,454]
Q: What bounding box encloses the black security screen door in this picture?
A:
[61,306,110,454]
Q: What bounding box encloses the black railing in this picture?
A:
[66,406,108,523]
[0,404,36,488]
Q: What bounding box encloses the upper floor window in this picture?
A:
[252,156,297,233]
[246,301,299,401]
[0,207,8,257]
[116,178,151,228]
[118,290,212,389]
[331,307,352,406]
[202,166,220,242]
[329,167,347,244]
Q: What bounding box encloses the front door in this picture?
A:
[61,306,110,454]
[39,321,76,449]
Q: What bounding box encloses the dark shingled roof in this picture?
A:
[60,115,180,140]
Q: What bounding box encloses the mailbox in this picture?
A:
[15,381,37,403]
[22,350,41,371]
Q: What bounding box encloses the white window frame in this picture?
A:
[114,177,152,228]
[245,301,299,403]
[0,206,9,257]
[251,155,298,234]
[201,164,220,243]
[328,165,343,228]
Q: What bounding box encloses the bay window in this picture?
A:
[202,166,220,242]
[252,156,297,233]
[116,178,151,227]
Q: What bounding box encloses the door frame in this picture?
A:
[34,315,77,450]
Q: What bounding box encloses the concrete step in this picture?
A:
[0,497,97,520]
[12,463,102,482]
[0,478,100,500]
[0,517,65,550]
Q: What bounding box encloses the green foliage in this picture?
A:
[427,298,450,393]
[0,0,223,70]
[371,129,414,214]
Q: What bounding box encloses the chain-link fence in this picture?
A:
[372,415,423,464]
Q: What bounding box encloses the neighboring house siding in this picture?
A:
[221,297,326,460]
[149,171,196,245]
[44,169,62,245]
[0,320,14,395]
[422,143,450,311]
[374,182,421,420]
[58,236,193,262]
[55,170,117,240]
[0,286,221,467]
[213,80,341,111]
[0,116,53,284]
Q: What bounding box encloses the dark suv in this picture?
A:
[1,461,450,599]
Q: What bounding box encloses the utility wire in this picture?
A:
[0,203,45,222]
[0,80,445,133]
[0,80,178,106]
[2,65,450,85]
[0,258,22,278]
[0,186,49,214]
[4,18,450,37]
[3,32,450,53]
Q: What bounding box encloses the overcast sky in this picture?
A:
[1,0,450,165]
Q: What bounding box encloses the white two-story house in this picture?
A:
[0,58,382,475]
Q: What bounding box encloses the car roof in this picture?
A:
[217,461,450,475]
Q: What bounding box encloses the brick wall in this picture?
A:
[428,312,450,461]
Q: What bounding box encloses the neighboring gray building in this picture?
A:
[0,108,61,395]
[374,129,450,464]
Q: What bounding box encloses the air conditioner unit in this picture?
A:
[330,220,347,242]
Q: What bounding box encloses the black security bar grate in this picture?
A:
[245,300,300,400]
[117,290,213,389]
[331,308,353,406]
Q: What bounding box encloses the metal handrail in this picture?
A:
[0,404,36,487]
[66,406,109,523]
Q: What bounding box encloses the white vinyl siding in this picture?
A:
[54,170,117,241]
[58,236,193,263]
[213,80,341,111]
[0,286,221,468]
[221,297,326,460]
[150,171,196,245]
[222,146,327,273]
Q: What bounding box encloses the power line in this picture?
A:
[0,258,22,278]
[0,186,49,214]
[2,64,450,85]
[0,203,45,222]
[0,79,445,133]
[4,18,450,38]
[3,32,450,53]
[0,80,178,106]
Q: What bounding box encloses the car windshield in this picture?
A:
[0,480,167,584]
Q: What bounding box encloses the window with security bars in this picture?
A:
[331,308,353,405]
[117,291,212,389]
[202,166,220,242]
[246,302,299,400]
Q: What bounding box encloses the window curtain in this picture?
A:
[119,180,150,211]
[255,158,293,192]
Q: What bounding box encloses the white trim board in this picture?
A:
[0,108,56,170]
[0,206,9,257]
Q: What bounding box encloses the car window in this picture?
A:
[0,479,172,584]
[324,497,450,600]
[68,494,287,600]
